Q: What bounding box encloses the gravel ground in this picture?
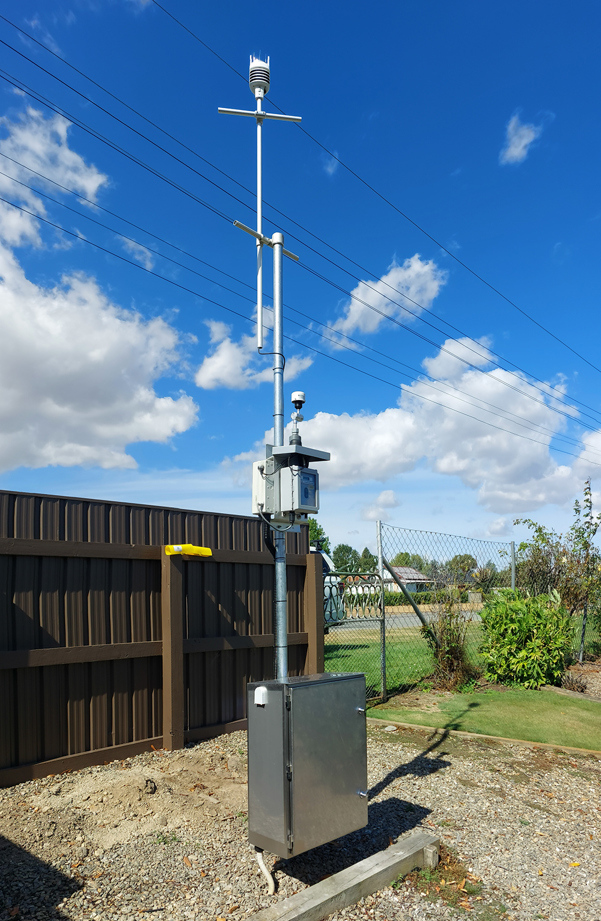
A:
[0,724,600,921]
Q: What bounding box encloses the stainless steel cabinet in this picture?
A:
[247,673,368,858]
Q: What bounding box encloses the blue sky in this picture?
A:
[0,0,599,551]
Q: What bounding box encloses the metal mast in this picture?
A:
[219,58,301,680]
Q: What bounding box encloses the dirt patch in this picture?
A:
[379,689,453,713]
[564,658,601,699]
[26,744,248,853]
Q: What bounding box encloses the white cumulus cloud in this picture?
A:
[499,113,543,165]
[195,320,312,390]
[122,238,154,270]
[0,246,197,470]
[0,107,197,471]
[361,489,400,521]
[236,337,593,515]
[330,255,447,338]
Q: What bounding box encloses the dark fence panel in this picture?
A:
[0,490,320,786]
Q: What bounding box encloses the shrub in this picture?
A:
[480,590,574,689]
[421,597,476,689]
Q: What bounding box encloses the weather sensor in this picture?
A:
[249,56,270,98]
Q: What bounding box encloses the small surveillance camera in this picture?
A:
[291,391,306,408]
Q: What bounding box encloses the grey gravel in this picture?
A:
[0,725,599,920]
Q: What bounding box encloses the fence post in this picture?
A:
[510,541,516,590]
[376,520,387,701]
[161,552,185,751]
[304,553,324,675]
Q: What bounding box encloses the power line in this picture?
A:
[3,66,600,444]
[146,0,601,376]
[6,165,600,458]
[2,191,601,468]
[0,69,235,225]
[1,49,598,432]
[4,155,601,455]
[2,23,597,427]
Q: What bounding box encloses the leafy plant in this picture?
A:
[421,594,477,689]
[480,590,574,689]
[515,479,601,614]
[308,518,331,555]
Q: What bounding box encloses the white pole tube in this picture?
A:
[272,232,284,446]
[256,98,264,350]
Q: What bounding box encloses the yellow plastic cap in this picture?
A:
[165,544,212,557]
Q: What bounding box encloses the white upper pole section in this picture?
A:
[218,58,301,353]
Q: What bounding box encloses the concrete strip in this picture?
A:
[249,830,439,921]
[366,717,601,757]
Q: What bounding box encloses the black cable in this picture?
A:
[146,0,601,376]
[0,70,235,226]
[5,161,601,454]
[0,37,257,219]
[2,23,596,421]
[2,191,601,468]
[1,62,598,433]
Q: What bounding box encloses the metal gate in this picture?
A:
[323,571,385,701]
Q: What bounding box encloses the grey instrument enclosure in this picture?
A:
[247,673,368,858]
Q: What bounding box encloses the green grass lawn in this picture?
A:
[370,687,601,750]
[324,622,484,695]
[324,613,600,699]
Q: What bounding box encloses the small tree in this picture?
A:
[448,554,477,581]
[515,479,601,612]
[308,518,331,555]
[358,547,378,572]
[332,543,361,572]
[390,551,425,571]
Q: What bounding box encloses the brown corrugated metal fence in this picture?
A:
[0,491,324,787]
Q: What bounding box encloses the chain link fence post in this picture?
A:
[511,540,516,591]
[376,520,386,702]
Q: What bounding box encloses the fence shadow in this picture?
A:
[274,796,431,885]
[0,836,79,920]
[276,703,482,885]
[368,701,480,801]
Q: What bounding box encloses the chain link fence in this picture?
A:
[323,522,601,699]
[378,523,517,693]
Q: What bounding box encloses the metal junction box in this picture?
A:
[247,673,367,858]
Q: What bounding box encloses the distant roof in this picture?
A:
[389,566,431,583]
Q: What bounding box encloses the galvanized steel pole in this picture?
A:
[272,232,288,679]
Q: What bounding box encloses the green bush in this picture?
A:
[480,590,574,689]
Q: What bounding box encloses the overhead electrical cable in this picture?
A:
[145,0,601,376]
[1,69,599,438]
[5,168,598,456]
[2,191,601,468]
[0,69,236,225]
[1,26,597,419]
[3,156,600,449]
[0,55,597,432]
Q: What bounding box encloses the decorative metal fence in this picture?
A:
[323,572,385,701]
